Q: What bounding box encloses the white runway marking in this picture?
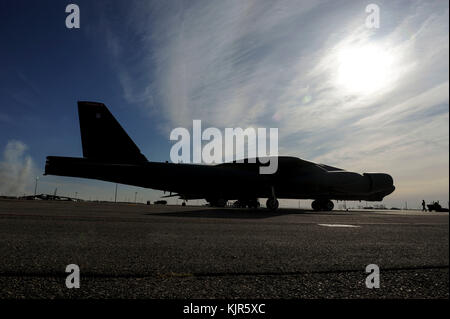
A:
[318,224,361,228]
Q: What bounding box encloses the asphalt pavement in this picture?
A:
[0,199,448,298]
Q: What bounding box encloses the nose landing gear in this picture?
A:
[266,186,279,211]
[311,199,334,211]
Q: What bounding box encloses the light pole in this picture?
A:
[114,184,118,203]
[34,176,39,196]
[134,191,137,204]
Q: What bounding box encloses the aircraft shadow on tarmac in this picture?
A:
[146,208,349,219]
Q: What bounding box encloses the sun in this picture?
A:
[336,44,394,94]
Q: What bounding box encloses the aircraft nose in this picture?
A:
[364,172,395,194]
[386,184,395,195]
[383,174,395,195]
[380,174,395,197]
[386,174,394,185]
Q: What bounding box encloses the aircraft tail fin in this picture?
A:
[77,101,147,163]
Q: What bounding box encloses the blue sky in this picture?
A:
[0,0,448,208]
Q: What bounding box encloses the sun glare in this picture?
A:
[337,44,395,94]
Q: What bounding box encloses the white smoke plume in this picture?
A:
[0,140,36,196]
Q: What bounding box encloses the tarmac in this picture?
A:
[0,199,448,299]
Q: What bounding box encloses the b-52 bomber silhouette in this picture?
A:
[45,101,395,211]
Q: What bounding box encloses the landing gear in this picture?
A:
[248,199,260,209]
[324,200,334,211]
[233,199,260,209]
[266,186,279,211]
[208,198,227,207]
[266,198,279,211]
[311,199,334,211]
[311,200,321,211]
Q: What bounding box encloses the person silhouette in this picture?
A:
[422,200,427,212]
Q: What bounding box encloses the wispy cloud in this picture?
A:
[0,140,37,196]
[101,0,448,205]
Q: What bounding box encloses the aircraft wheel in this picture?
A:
[312,200,334,211]
[266,198,279,211]
[323,200,334,211]
[248,199,260,209]
[311,200,321,211]
[210,198,227,207]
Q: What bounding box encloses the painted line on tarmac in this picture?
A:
[318,224,361,228]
